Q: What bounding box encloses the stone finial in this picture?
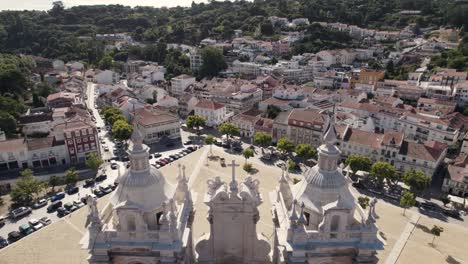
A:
[207,176,224,195]
[279,164,288,183]
[298,202,307,225]
[169,199,177,222]
[289,199,299,224]
[159,202,169,226]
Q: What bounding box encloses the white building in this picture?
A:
[171,74,196,96]
[94,70,119,84]
[194,99,228,128]
[134,107,181,144]
[232,60,262,77]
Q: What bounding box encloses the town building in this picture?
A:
[54,119,100,165]
[337,126,447,177]
[94,70,119,84]
[133,107,181,144]
[171,74,196,96]
[194,99,228,128]
[46,91,80,109]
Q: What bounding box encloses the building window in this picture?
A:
[68,140,73,145]
[83,138,88,142]
[76,138,81,143]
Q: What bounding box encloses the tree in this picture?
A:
[287,158,296,172]
[266,105,281,119]
[295,144,317,162]
[218,122,240,145]
[204,134,215,156]
[86,153,103,177]
[403,170,431,195]
[253,132,272,151]
[345,155,372,178]
[99,54,114,70]
[369,161,396,188]
[113,120,133,141]
[399,191,416,216]
[358,196,370,209]
[64,168,79,186]
[200,46,227,77]
[10,169,44,205]
[260,22,274,35]
[243,163,253,173]
[242,148,254,164]
[0,111,17,135]
[430,225,444,245]
[186,115,206,135]
[277,137,294,156]
[440,194,451,207]
[48,175,62,193]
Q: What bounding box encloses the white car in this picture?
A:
[39,217,52,226]
[28,219,44,231]
[104,146,109,152]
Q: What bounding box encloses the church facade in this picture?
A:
[82,113,382,264]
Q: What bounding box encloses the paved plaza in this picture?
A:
[0,146,467,264]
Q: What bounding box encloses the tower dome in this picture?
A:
[291,112,354,212]
[110,125,175,212]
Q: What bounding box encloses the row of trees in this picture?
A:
[102,106,133,141]
[9,152,103,206]
[345,155,432,195]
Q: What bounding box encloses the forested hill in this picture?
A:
[0,0,466,62]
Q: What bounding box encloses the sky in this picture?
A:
[0,0,211,11]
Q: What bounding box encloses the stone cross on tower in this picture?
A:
[227,159,240,192]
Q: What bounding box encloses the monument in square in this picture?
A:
[270,113,383,264]
[81,124,195,264]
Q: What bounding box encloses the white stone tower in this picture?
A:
[195,160,271,264]
[270,113,383,264]
[81,125,195,264]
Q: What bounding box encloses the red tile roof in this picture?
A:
[194,99,225,110]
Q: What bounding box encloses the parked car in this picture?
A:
[32,199,48,209]
[442,208,460,219]
[104,146,109,152]
[11,207,32,219]
[110,162,118,170]
[0,216,6,226]
[149,154,154,159]
[93,188,104,197]
[95,174,107,182]
[184,140,193,145]
[64,202,78,212]
[39,217,52,226]
[51,192,66,202]
[0,236,8,249]
[56,207,70,217]
[66,186,79,195]
[47,201,63,213]
[73,200,85,209]
[153,153,162,158]
[7,231,22,243]
[420,201,438,211]
[99,185,113,195]
[18,224,34,236]
[84,179,95,187]
[28,219,44,231]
